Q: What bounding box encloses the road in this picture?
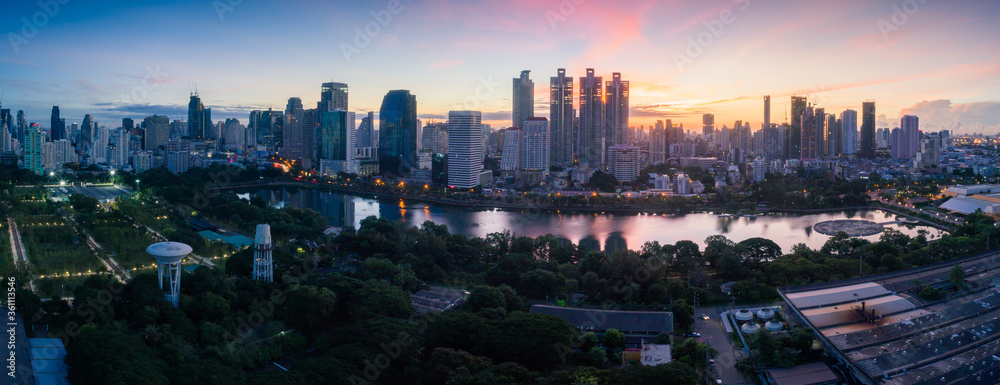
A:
[696,305,750,385]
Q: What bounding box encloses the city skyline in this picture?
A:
[1,0,999,134]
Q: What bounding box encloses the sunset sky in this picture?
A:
[2,0,999,134]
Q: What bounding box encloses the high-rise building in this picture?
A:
[447,111,484,189]
[500,128,521,173]
[378,90,418,176]
[51,106,66,141]
[763,95,771,127]
[813,107,825,158]
[607,145,640,183]
[841,109,858,155]
[122,118,134,131]
[914,133,941,168]
[702,114,715,139]
[81,114,94,152]
[142,115,170,152]
[166,151,190,174]
[317,110,357,175]
[319,82,349,112]
[800,106,818,160]
[109,128,129,168]
[132,151,152,174]
[901,115,920,159]
[522,117,550,173]
[605,72,630,149]
[550,69,574,167]
[256,108,284,150]
[860,101,876,159]
[92,126,110,164]
[579,68,603,167]
[222,118,244,151]
[650,121,667,165]
[789,96,807,159]
[826,114,839,156]
[281,97,305,159]
[0,107,10,146]
[357,111,375,148]
[512,70,534,129]
[23,124,44,175]
[187,93,212,140]
[16,110,26,144]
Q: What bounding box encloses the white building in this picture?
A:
[500,128,522,172]
[447,111,484,189]
[166,151,190,174]
[914,133,941,168]
[841,109,858,155]
[751,158,767,182]
[133,151,152,174]
[521,118,549,172]
[608,145,640,183]
[109,129,130,168]
[676,172,692,195]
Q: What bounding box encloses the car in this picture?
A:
[716,380,723,385]
[688,332,701,338]
[701,314,710,320]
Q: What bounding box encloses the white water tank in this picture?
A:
[735,309,754,322]
[765,320,784,331]
[742,322,761,334]
[757,308,775,320]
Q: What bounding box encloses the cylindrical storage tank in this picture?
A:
[757,308,775,320]
[765,320,784,331]
[735,309,754,322]
[741,322,761,334]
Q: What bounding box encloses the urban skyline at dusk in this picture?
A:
[2,0,999,134]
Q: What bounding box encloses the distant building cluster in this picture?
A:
[0,71,972,195]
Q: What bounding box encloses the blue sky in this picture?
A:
[2,0,999,134]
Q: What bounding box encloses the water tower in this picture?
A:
[146,242,192,307]
[253,224,273,282]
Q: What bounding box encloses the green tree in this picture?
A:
[352,279,412,319]
[282,285,337,333]
[950,264,966,290]
[603,329,625,350]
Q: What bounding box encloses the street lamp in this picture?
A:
[135,179,140,194]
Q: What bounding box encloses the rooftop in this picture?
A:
[639,343,672,366]
[766,362,839,385]
[781,250,1000,385]
[529,305,673,335]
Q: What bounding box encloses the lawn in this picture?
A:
[87,213,162,269]
[18,216,102,276]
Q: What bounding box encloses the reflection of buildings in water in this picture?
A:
[804,225,812,237]
[716,218,732,233]
[605,232,627,254]
[579,236,601,251]
[316,192,356,227]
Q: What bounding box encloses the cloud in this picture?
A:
[899,99,1000,134]
[430,60,464,69]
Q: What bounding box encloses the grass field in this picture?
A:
[18,215,102,276]
[88,213,162,269]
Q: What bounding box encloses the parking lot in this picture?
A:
[49,184,132,202]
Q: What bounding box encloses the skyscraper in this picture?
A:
[319,82,349,112]
[901,115,920,159]
[841,109,858,155]
[187,93,212,140]
[860,101,876,159]
[521,117,550,174]
[378,90,418,176]
[122,118,134,131]
[0,108,10,146]
[605,72,630,149]
[142,115,170,152]
[550,69,574,167]
[578,68,603,167]
[789,96,807,159]
[51,106,66,141]
[23,124,43,175]
[317,110,356,174]
[81,114,94,152]
[281,97,305,159]
[16,110,26,143]
[357,111,375,148]
[650,121,667,165]
[814,107,825,158]
[702,114,715,139]
[447,111,484,189]
[512,70,534,129]
[763,95,771,127]
[800,106,817,160]
[256,108,284,150]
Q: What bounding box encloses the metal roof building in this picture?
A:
[529,305,673,340]
[29,338,69,385]
[780,250,1000,385]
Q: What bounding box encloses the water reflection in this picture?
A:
[254,188,948,253]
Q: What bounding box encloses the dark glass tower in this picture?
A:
[378,90,418,176]
[51,106,66,141]
[188,94,211,140]
[788,96,807,159]
[860,101,876,159]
